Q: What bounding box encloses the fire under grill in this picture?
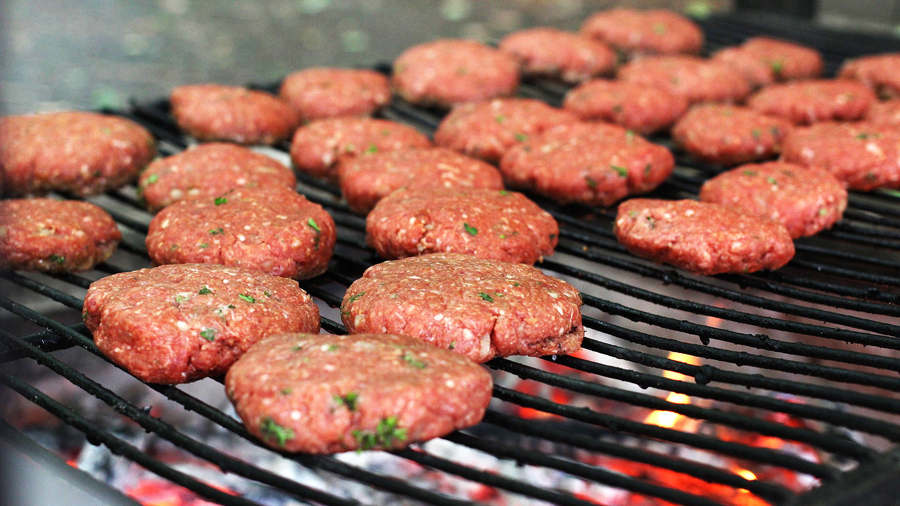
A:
[4,13,900,506]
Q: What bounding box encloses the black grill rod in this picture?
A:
[109,105,189,150]
[491,358,890,453]
[583,335,900,415]
[848,193,900,219]
[556,271,900,371]
[437,432,735,506]
[491,385,843,480]
[480,411,794,505]
[582,318,900,393]
[555,225,900,313]
[553,253,900,353]
[1,271,84,310]
[0,323,78,363]
[0,322,486,506]
[0,371,265,506]
[536,353,900,441]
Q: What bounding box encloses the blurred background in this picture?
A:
[3,0,900,116]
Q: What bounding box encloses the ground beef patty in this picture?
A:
[138,143,297,212]
[864,99,900,127]
[392,39,520,109]
[84,264,319,384]
[700,162,847,238]
[839,53,900,99]
[0,111,155,197]
[225,332,492,453]
[780,122,900,191]
[290,118,432,182]
[500,122,674,207]
[170,84,298,145]
[614,199,795,275]
[747,80,875,125]
[562,79,688,135]
[712,37,823,88]
[367,188,558,264]
[672,104,792,166]
[337,147,504,214]
[341,253,583,363]
[617,55,752,105]
[498,28,616,83]
[0,199,121,272]
[279,68,391,122]
[146,186,335,279]
[434,99,577,163]
[580,8,703,57]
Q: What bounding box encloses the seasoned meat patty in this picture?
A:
[392,39,520,108]
[366,188,558,264]
[434,98,577,163]
[700,162,847,238]
[498,28,616,83]
[341,253,583,363]
[746,80,876,125]
[0,111,155,197]
[839,53,900,99]
[170,84,298,145]
[279,68,391,121]
[138,143,297,212]
[581,8,703,57]
[780,122,900,191]
[290,117,432,181]
[337,147,504,214]
[671,104,792,166]
[225,332,492,453]
[617,55,752,105]
[500,122,674,206]
[614,199,795,275]
[863,99,900,127]
[562,79,688,135]
[0,199,121,272]
[146,186,335,279]
[712,37,823,88]
[84,264,320,384]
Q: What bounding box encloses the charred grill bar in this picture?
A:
[4,12,900,506]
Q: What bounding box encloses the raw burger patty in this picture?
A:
[617,55,752,105]
[500,122,674,206]
[366,188,558,264]
[434,98,577,163]
[498,27,616,83]
[780,122,900,191]
[671,104,792,165]
[290,117,432,181]
[562,79,688,135]
[839,53,900,99]
[614,199,795,275]
[138,143,297,212]
[170,84,298,145]
[337,147,504,214]
[279,68,391,121]
[225,332,492,453]
[84,263,320,384]
[0,111,155,197]
[581,8,703,56]
[146,186,335,279]
[392,39,520,108]
[341,253,583,363]
[0,199,121,272]
[712,37,823,87]
[863,99,900,126]
[700,161,847,238]
[747,80,876,125]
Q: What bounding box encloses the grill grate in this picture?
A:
[4,12,900,506]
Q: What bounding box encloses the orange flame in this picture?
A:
[645,352,701,428]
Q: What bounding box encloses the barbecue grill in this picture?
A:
[4,11,900,506]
